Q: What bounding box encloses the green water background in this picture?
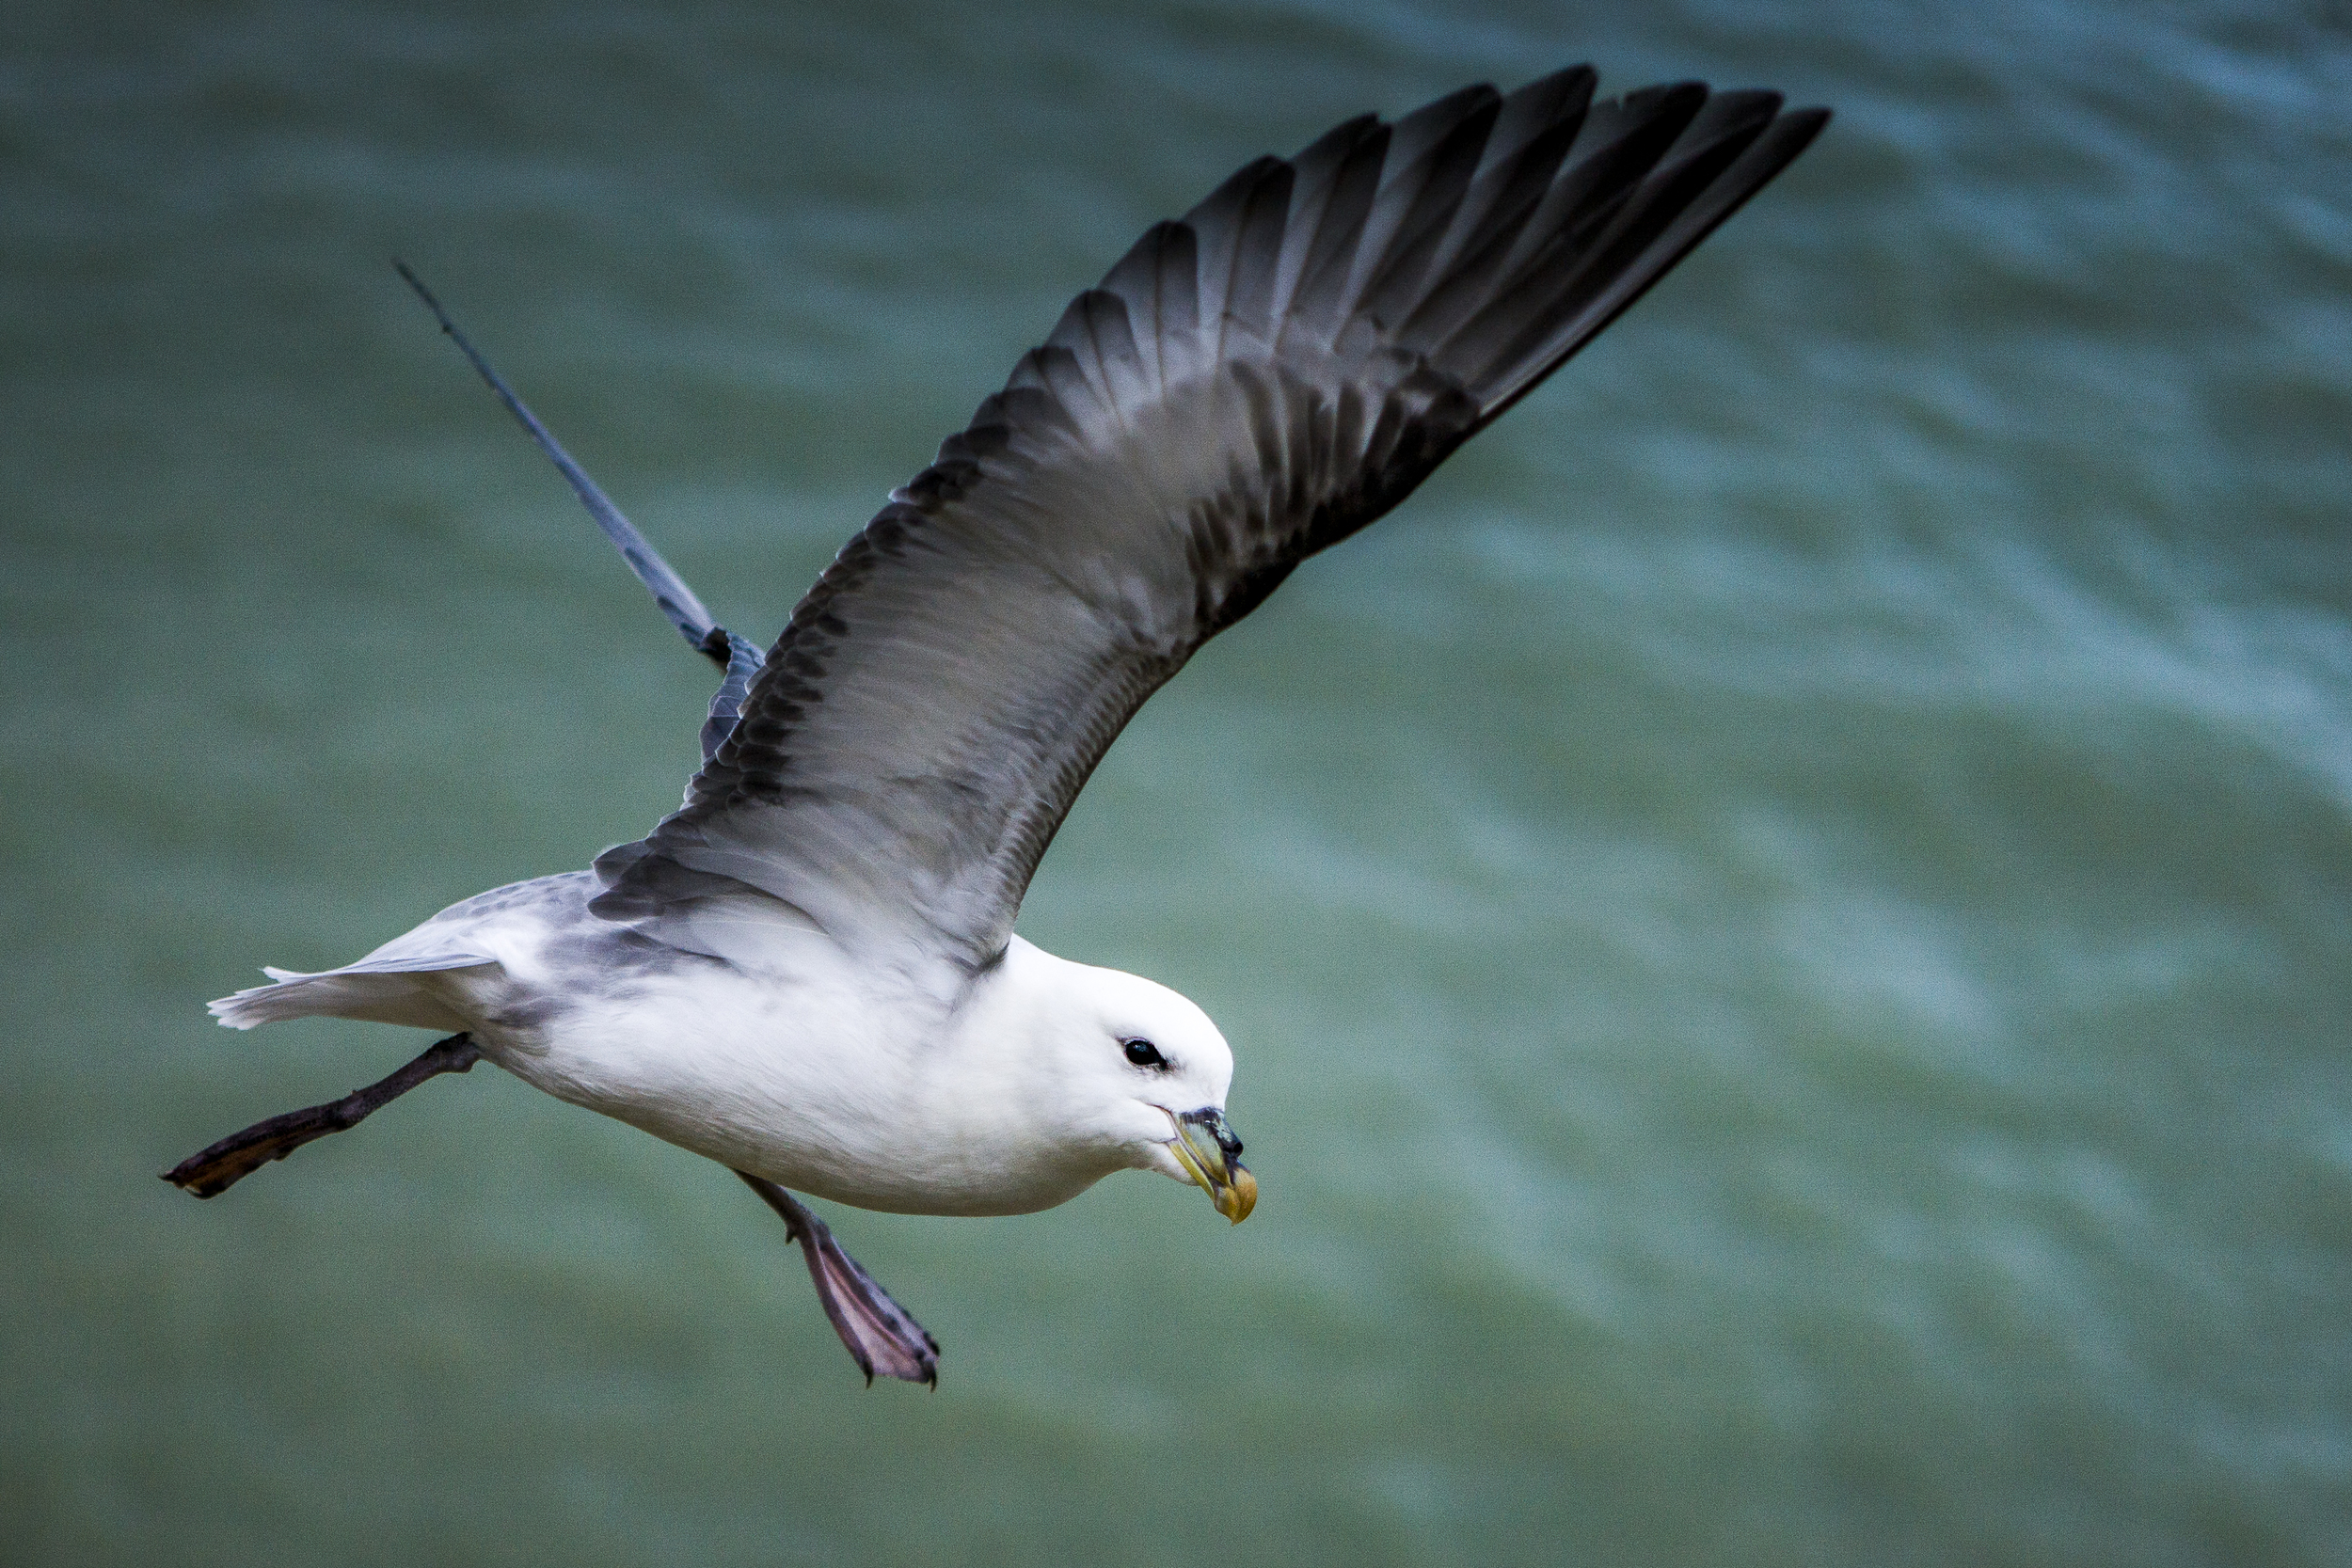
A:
[5,1,2349,1562]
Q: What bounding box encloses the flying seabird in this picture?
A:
[168,68,1829,1385]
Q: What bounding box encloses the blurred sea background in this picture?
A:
[5,1,2349,1563]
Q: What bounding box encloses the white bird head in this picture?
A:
[1000,941,1256,1223]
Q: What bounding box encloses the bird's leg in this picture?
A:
[162,1033,483,1198]
[735,1170,940,1386]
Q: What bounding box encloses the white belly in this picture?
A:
[444,945,1109,1217]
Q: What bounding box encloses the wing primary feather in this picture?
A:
[1152,220,1203,384]
[1353,92,1507,330]
[1276,119,1392,346]
[1183,156,1295,358]
[1424,86,1711,396]
[1098,222,1180,392]
[1478,65,1597,181]
[1485,82,1709,286]
[1390,116,1587,351]
[1413,96,1585,303]
[1467,104,1831,427]
[1335,85,1502,323]
[1266,113,1382,327]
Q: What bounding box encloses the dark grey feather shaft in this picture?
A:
[395,261,766,760]
[394,261,723,658]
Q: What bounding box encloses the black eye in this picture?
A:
[1122,1037,1168,1070]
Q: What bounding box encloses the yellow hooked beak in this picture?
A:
[1166,1107,1257,1225]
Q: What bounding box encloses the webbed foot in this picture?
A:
[736,1170,940,1386]
[164,1033,482,1197]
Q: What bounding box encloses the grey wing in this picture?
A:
[397,262,768,762]
[592,71,1830,969]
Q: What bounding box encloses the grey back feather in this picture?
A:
[593,69,1829,972]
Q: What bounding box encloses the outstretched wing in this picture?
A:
[593,70,1830,970]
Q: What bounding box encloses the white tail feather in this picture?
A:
[209,953,500,1032]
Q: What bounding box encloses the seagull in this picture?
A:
[167,67,1828,1385]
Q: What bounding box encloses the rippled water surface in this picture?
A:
[6,2,2350,1562]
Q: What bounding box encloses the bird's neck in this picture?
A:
[882,938,1131,1209]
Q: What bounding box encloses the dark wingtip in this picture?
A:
[1782,104,1835,147]
[390,258,445,321]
